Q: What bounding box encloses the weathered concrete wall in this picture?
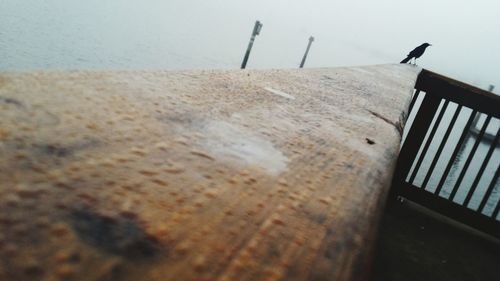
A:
[0,64,421,281]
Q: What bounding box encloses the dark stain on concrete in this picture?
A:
[69,209,162,260]
[34,139,99,158]
[36,144,71,157]
[0,96,24,108]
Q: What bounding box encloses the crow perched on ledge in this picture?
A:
[400,43,431,64]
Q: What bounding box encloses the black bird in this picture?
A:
[400,43,431,64]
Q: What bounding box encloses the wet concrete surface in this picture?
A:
[0,65,420,281]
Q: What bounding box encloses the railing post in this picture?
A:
[387,69,500,236]
[389,89,441,201]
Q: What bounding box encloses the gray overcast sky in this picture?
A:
[1,0,499,91]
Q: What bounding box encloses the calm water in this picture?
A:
[1,0,356,70]
[1,0,500,90]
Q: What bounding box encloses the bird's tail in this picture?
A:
[400,56,411,64]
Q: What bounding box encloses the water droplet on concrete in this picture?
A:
[190,150,215,161]
[163,164,185,174]
[193,255,206,272]
[51,223,70,237]
[272,218,286,226]
[151,178,168,186]
[139,170,158,177]
[56,265,75,279]
[175,242,190,255]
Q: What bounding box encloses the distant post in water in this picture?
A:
[299,36,315,68]
[241,20,263,69]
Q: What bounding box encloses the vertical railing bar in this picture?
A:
[449,115,492,201]
[478,164,500,214]
[435,110,477,196]
[463,128,500,207]
[390,89,441,201]
[421,104,462,190]
[492,198,500,220]
[408,100,449,184]
[408,89,421,114]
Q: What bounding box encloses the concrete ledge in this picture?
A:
[0,64,420,281]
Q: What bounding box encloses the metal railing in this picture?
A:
[392,69,500,238]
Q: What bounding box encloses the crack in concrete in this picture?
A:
[367,109,404,137]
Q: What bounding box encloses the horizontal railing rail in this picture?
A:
[392,69,500,238]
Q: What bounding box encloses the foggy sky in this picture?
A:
[1,0,499,91]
